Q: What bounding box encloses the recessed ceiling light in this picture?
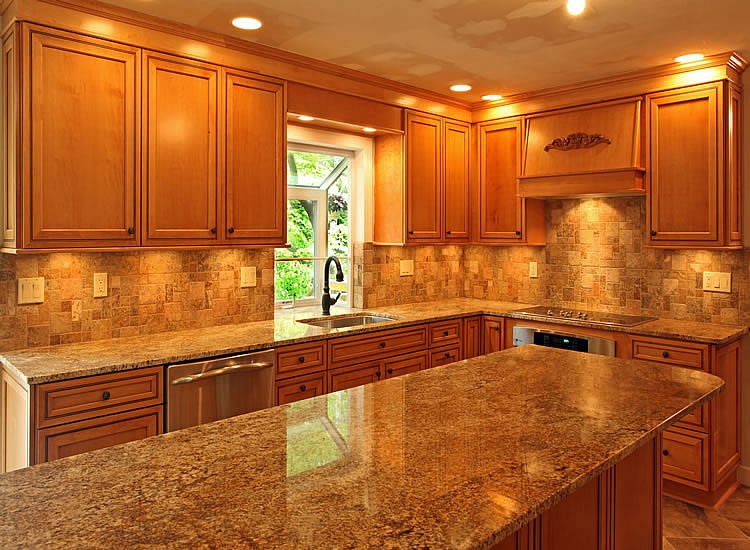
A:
[362,127,377,133]
[567,0,585,15]
[450,84,472,92]
[232,17,262,30]
[482,94,503,101]
[298,115,314,121]
[675,53,704,64]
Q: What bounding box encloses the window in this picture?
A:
[275,145,352,305]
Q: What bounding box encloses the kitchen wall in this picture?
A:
[0,249,275,351]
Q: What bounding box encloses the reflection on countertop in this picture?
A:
[0,346,723,549]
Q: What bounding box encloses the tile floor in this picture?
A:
[664,487,750,549]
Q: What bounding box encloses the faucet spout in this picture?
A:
[322,255,344,316]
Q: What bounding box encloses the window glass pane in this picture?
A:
[287,150,347,188]
[327,168,350,303]
[275,199,316,301]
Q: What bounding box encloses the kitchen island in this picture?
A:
[0,346,723,549]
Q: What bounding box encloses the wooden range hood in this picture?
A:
[519,98,645,198]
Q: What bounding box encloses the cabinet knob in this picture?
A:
[663,449,669,456]
[408,231,414,235]
[515,231,521,236]
[651,230,657,237]
[493,326,500,331]
[228,227,235,234]
[376,371,381,378]
[443,331,449,336]
[445,352,451,358]
[102,391,111,401]
[662,351,670,358]
[300,384,306,392]
[298,356,305,363]
[380,342,386,348]
[210,227,217,234]
[446,230,452,235]
[127,227,135,235]
[387,368,393,375]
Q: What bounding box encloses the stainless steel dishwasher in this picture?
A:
[166,350,275,432]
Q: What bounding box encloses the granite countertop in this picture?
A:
[0,346,723,549]
[0,298,746,385]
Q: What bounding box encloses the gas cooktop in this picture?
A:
[508,306,656,327]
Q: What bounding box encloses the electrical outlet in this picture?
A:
[400,259,415,277]
[17,277,44,305]
[529,262,538,279]
[93,273,108,298]
[241,267,257,288]
[703,271,732,293]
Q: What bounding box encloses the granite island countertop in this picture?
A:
[1,297,746,385]
[0,346,724,549]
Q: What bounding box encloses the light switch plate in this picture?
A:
[17,277,44,305]
[241,267,257,288]
[529,262,538,279]
[703,271,732,293]
[400,259,415,277]
[93,273,108,298]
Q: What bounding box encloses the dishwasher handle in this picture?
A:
[171,362,273,385]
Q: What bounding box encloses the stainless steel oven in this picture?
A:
[512,326,616,357]
[166,349,275,432]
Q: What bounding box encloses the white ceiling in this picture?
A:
[101,0,750,102]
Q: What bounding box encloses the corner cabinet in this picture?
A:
[646,82,742,249]
[1,22,287,252]
[475,119,545,245]
[373,111,470,245]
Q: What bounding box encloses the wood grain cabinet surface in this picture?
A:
[482,317,503,354]
[405,111,442,242]
[276,372,326,406]
[463,316,483,360]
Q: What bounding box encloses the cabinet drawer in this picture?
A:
[329,326,428,367]
[276,342,326,379]
[383,351,428,379]
[631,338,707,370]
[36,367,164,428]
[276,372,326,406]
[328,361,382,393]
[663,428,709,489]
[676,403,709,434]
[37,405,163,464]
[430,345,462,369]
[429,319,462,347]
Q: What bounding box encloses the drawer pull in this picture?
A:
[228,227,235,234]
[127,227,135,235]
[380,342,386,348]
[445,353,451,358]
[651,230,657,237]
[663,449,670,456]
[662,351,670,358]
[443,331,449,336]
[299,384,307,392]
[376,371,381,378]
[387,368,393,375]
[102,391,111,401]
[210,227,217,234]
[298,356,305,363]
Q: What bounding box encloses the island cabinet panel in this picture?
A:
[143,51,220,244]
[647,82,742,249]
[224,70,286,244]
[540,474,600,549]
[24,25,140,247]
[383,351,427,379]
[37,405,162,463]
[443,120,471,240]
[328,361,382,393]
[463,316,483,359]
[713,340,741,483]
[405,111,442,241]
[483,316,503,354]
[276,372,326,406]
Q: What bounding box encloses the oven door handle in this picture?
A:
[171,362,273,385]
[533,328,595,340]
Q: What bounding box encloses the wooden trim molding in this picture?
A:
[544,133,611,152]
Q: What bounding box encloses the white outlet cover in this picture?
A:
[400,260,415,277]
[703,271,732,294]
[529,262,538,279]
[241,267,257,288]
[93,273,108,298]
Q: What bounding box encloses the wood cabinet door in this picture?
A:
[647,84,720,244]
[143,51,219,244]
[443,120,470,240]
[3,30,17,248]
[276,373,326,406]
[224,70,286,243]
[483,317,503,353]
[463,316,482,359]
[478,119,523,241]
[383,351,427,379]
[25,26,139,246]
[37,406,162,463]
[328,362,382,393]
[713,340,741,484]
[405,111,442,241]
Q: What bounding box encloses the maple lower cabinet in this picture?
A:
[483,317,503,353]
[476,118,544,245]
[224,70,286,244]
[328,361,382,392]
[143,51,220,245]
[22,24,140,248]
[463,316,483,359]
[647,82,742,248]
[405,111,443,241]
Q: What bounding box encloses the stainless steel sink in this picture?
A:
[298,314,397,329]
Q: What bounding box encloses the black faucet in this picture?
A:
[322,255,344,316]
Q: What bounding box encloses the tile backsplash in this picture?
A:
[0,249,274,351]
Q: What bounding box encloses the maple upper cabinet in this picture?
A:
[224,70,286,244]
[22,25,140,248]
[476,119,544,245]
[647,82,742,249]
[143,51,220,245]
[374,111,470,244]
